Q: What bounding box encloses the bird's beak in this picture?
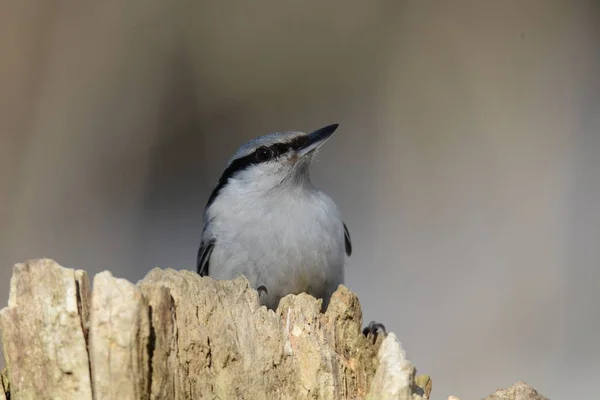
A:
[297,123,339,157]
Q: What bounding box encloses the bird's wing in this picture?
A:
[197,235,216,276]
[343,222,352,256]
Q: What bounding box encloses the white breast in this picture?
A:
[206,179,346,310]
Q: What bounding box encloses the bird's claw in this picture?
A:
[257,285,268,297]
[362,320,387,344]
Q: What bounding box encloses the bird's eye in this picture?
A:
[255,146,274,162]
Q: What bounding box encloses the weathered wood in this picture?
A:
[0,259,92,399]
[367,332,415,400]
[142,267,391,399]
[482,381,549,400]
[0,258,545,399]
[88,271,150,400]
[1,368,8,400]
[139,285,177,399]
[138,268,387,399]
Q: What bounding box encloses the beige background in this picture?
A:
[1,1,599,398]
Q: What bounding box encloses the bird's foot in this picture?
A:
[362,320,387,344]
[257,285,268,297]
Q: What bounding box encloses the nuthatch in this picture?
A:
[197,124,385,338]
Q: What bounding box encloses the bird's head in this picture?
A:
[206,123,339,209]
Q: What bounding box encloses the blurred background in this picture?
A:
[1,1,599,398]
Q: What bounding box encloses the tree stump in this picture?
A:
[0,259,431,400]
[0,259,548,399]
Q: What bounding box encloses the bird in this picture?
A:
[196,124,352,311]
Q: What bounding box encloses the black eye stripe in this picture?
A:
[255,146,274,162]
[205,152,257,208]
[261,137,307,157]
[289,135,309,150]
[205,135,309,209]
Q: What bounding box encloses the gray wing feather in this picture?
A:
[343,222,352,256]
[197,237,215,276]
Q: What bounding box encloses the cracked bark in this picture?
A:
[88,271,150,400]
[0,259,92,399]
[0,259,545,400]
